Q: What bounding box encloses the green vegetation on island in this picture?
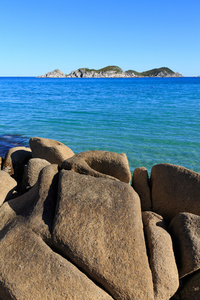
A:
[140,67,175,77]
[125,70,142,76]
[38,66,183,78]
[79,66,123,74]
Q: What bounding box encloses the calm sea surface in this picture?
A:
[0,77,200,174]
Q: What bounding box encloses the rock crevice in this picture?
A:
[0,137,200,299]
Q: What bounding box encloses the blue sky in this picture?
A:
[0,0,200,76]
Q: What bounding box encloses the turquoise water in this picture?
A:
[0,77,200,174]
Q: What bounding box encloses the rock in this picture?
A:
[66,66,182,78]
[0,156,2,169]
[23,158,51,189]
[61,150,131,183]
[52,170,154,300]
[67,66,129,78]
[0,222,113,300]
[29,137,74,167]
[38,69,66,78]
[0,171,17,205]
[0,183,38,231]
[169,212,200,278]
[151,163,200,222]
[179,270,200,300]
[26,164,59,246]
[132,167,151,210]
[2,146,32,182]
[143,211,179,300]
[0,164,58,243]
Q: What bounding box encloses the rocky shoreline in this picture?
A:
[38,66,183,78]
[0,136,200,299]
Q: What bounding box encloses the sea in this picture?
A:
[0,77,200,175]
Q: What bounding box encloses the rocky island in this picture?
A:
[38,66,183,78]
[0,136,200,299]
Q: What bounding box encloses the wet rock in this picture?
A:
[29,137,74,167]
[143,211,179,299]
[151,163,200,222]
[61,150,131,183]
[132,167,151,210]
[52,170,154,300]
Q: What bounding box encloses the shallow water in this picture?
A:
[0,77,199,174]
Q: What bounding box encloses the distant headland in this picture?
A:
[38,66,183,78]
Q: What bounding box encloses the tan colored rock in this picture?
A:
[151,163,200,221]
[179,269,200,300]
[61,150,131,183]
[26,164,59,246]
[132,167,151,210]
[143,211,179,300]
[29,137,74,167]
[0,183,38,231]
[0,156,2,169]
[0,170,17,206]
[23,158,51,189]
[52,170,154,300]
[0,164,58,241]
[0,222,113,300]
[169,212,200,278]
[2,146,32,181]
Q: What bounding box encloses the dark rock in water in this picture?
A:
[0,135,29,158]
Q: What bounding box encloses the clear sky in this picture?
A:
[0,0,200,76]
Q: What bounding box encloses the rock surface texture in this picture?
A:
[38,66,183,78]
[132,167,151,210]
[29,137,75,166]
[23,157,51,189]
[38,69,65,78]
[0,170,17,205]
[61,150,131,183]
[151,163,200,222]
[52,170,154,299]
[0,137,200,299]
[0,222,112,300]
[169,212,200,278]
[143,211,179,299]
[2,146,32,183]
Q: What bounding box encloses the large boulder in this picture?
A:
[179,270,200,300]
[0,222,113,300]
[52,170,154,299]
[0,164,58,244]
[29,137,74,167]
[23,158,51,189]
[151,163,200,221]
[0,171,17,206]
[2,146,32,182]
[132,167,151,210]
[169,212,200,278]
[0,183,38,232]
[61,150,131,183]
[143,211,179,299]
[26,164,59,246]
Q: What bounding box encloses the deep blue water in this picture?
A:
[0,77,200,174]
